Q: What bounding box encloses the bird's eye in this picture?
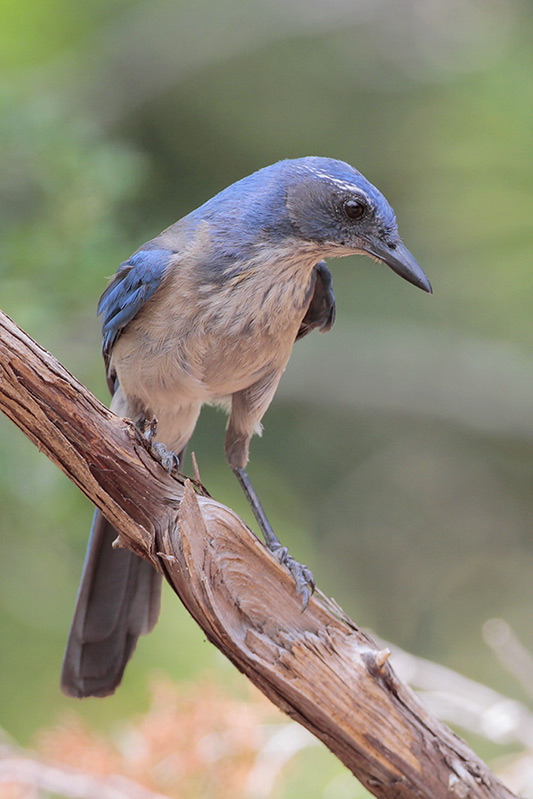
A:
[343,199,366,221]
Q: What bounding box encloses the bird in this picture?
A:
[61,156,431,698]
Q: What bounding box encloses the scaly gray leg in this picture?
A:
[233,466,315,609]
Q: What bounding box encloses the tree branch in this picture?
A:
[0,310,518,799]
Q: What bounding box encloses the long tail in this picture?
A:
[61,510,162,698]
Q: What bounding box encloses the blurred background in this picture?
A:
[1,0,533,796]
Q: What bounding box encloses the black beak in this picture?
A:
[361,239,432,294]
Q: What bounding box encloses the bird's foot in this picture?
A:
[140,418,180,475]
[270,545,315,611]
[232,466,315,610]
[151,441,180,475]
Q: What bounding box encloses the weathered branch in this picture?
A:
[0,310,518,799]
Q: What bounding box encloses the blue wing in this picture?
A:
[98,248,172,357]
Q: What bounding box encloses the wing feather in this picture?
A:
[98,248,172,356]
[296,261,336,341]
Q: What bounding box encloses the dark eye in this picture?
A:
[343,199,366,221]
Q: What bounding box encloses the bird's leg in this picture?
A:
[227,384,315,609]
[138,416,180,475]
[233,466,315,610]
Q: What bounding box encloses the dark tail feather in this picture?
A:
[61,510,162,698]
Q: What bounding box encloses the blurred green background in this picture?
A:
[1,0,533,794]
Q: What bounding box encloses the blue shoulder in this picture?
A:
[98,247,172,354]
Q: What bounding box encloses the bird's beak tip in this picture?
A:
[414,273,433,295]
[362,239,432,296]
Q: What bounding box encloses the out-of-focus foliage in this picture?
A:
[1,0,533,794]
[3,676,368,799]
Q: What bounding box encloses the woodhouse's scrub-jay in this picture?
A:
[61,157,431,697]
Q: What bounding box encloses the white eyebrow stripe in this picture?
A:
[302,166,372,203]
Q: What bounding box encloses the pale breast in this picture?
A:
[111,241,319,410]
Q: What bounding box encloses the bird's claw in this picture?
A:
[271,545,315,611]
[139,418,180,475]
[151,441,180,475]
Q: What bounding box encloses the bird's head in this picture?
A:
[283,157,431,293]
